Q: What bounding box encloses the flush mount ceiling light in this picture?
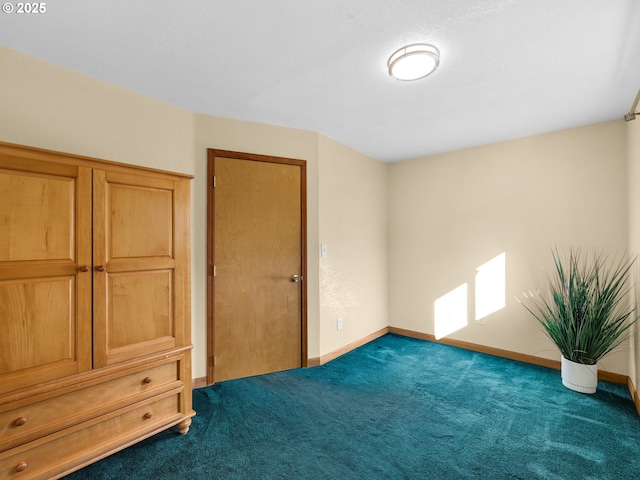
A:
[387,43,440,81]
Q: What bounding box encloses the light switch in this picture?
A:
[321,244,328,258]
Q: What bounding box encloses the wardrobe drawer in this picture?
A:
[0,392,182,480]
[0,362,179,450]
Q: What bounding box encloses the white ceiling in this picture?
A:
[1,0,640,162]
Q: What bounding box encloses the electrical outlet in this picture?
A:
[337,317,343,330]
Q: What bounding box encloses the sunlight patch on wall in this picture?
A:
[434,283,468,340]
[475,252,506,321]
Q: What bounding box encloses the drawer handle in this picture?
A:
[143,412,153,419]
[15,462,27,472]
[143,377,153,384]
[14,417,27,427]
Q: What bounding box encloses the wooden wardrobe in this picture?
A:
[0,142,194,479]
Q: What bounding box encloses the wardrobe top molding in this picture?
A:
[0,141,194,179]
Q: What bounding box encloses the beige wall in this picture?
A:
[318,135,389,354]
[628,116,640,391]
[0,47,195,174]
[389,121,631,374]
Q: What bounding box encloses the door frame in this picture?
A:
[206,149,308,385]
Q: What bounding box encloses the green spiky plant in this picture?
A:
[521,249,638,365]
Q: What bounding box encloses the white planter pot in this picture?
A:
[561,356,598,394]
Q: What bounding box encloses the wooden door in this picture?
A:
[92,169,190,368]
[0,153,92,394]
[208,150,306,383]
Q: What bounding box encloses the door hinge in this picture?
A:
[213,265,216,277]
[212,175,216,188]
[212,356,217,367]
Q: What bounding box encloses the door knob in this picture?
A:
[95,265,106,272]
[290,274,303,283]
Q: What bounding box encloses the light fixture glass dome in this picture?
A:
[388,43,440,81]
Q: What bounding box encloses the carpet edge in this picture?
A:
[310,327,390,366]
[388,327,631,387]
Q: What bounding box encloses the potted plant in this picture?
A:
[521,248,638,394]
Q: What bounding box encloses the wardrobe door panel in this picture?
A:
[0,158,92,394]
[0,171,73,261]
[0,277,74,370]
[109,182,173,259]
[93,170,187,367]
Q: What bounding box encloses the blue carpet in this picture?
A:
[65,334,640,479]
